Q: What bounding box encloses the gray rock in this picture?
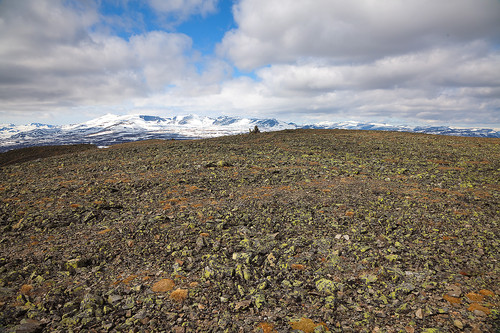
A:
[107,294,123,305]
[14,319,44,333]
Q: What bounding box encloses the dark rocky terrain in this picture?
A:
[0,129,498,332]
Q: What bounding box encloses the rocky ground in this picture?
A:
[0,129,498,332]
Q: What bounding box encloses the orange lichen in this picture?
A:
[291,264,306,271]
[443,294,462,304]
[121,275,138,285]
[467,303,491,315]
[466,292,485,302]
[290,318,329,333]
[170,288,188,302]
[479,289,495,297]
[20,284,33,295]
[257,322,277,333]
[152,279,175,292]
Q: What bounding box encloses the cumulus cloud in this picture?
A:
[0,0,201,116]
[220,0,500,69]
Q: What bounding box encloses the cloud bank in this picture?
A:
[0,0,499,127]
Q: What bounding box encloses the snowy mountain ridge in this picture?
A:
[1,113,499,152]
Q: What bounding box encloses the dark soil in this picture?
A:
[0,144,97,167]
[0,129,498,332]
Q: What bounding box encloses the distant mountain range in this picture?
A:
[1,114,499,152]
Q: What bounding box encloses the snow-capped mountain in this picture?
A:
[0,114,297,152]
[1,114,499,152]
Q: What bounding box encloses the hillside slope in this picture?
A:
[0,130,499,332]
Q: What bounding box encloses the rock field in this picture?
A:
[0,129,498,332]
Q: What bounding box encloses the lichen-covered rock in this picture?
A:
[316,278,337,295]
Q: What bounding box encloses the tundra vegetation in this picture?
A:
[0,129,498,332]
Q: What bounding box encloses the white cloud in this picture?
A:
[0,0,198,112]
[220,0,500,70]
[130,41,500,126]
[255,42,500,94]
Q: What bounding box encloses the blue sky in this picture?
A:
[0,0,499,128]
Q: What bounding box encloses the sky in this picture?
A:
[0,0,500,128]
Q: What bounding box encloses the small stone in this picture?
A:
[360,273,377,283]
[33,275,44,285]
[15,319,44,333]
[172,326,185,333]
[234,300,251,310]
[107,294,123,304]
[415,308,423,319]
[453,319,463,329]
[266,253,276,267]
[195,236,205,249]
[471,324,482,333]
[404,326,415,333]
[102,322,114,330]
[446,285,461,297]
[217,160,232,167]
[66,259,80,271]
[133,310,147,320]
[314,325,327,333]
[473,309,487,317]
